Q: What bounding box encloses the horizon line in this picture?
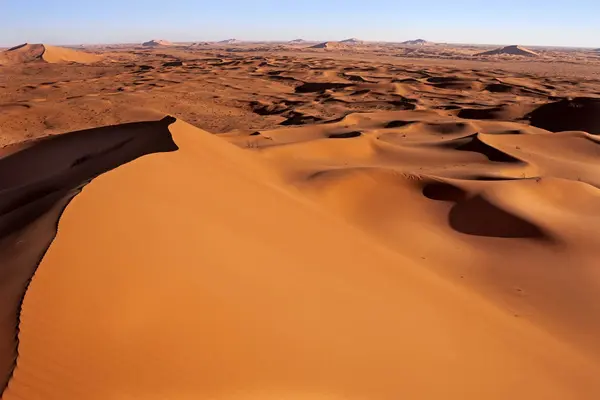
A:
[2,39,598,50]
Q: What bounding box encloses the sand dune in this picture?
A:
[3,43,600,400]
[142,39,172,47]
[0,117,178,390]
[340,38,362,44]
[1,116,600,399]
[477,45,539,57]
[309,41,354,49]
[309,41,337,49]
[2,44,599,142]
[310,39,363,49]
[527,97,600,133]
[227,105,600,361]
[0,43,101,64]
[400,39,430,46]
[188,42,210,47]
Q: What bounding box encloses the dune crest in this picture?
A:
[340,38,362,44]
[0,43,101,64]
[0,117,178,391]
[477,45,539,57]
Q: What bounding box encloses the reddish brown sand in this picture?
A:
[1,43,600,399]
[0,43,102,65]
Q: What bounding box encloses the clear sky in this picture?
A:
[1,0,599,47]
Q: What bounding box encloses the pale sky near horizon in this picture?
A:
[1,0,599,48]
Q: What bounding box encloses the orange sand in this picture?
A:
[2,118,600,399]
[0,43,101,64]
[2,44,600,400]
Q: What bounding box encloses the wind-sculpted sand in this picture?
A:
[1,43,600,399]
[0,43,102,65]
[2,43,600,144]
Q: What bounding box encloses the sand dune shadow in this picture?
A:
[0,116,178,394]
[423,182,546,239]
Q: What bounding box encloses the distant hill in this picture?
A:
[310,38,363,49]
[340,38,362,45]
[142,40,172,47]
[0,43,102,64]
[219,39,240,44]
[400,39,430,46]
[476,45,539,57]
[288,39,307,44]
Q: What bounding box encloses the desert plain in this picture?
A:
[1,39,600,399]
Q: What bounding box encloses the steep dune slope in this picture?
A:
[2,118,599,399]
[0,43,101,64]
[41,44,102,63]
[0,118,179,390]
[0,44,45,64]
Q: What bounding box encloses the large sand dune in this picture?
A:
[400,39,430,46]
[477,45,539,57]
[1,115,600,399]
[2,43,600,400]
[0,43,101,64]
[142,39,172,47]
[0,118,178,390]
[310,39,362,49]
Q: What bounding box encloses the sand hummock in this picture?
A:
[0,43,102,64]
[477,45,539,57]
[142,39,172,47]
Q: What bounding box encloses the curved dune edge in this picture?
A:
[3,118,600,399]
[0,117,178,393]
[41,44,102,64]
[0,43,102,64]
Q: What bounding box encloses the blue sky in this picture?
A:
[1,0,599,47]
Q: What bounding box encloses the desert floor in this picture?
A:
[1,43,600,399]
